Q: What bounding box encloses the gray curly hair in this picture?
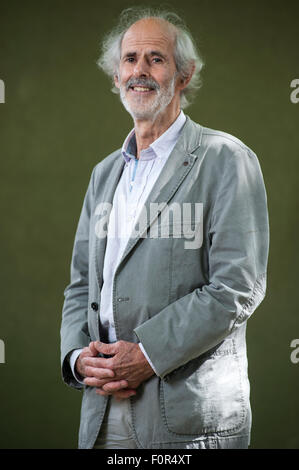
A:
[96,7,205,109]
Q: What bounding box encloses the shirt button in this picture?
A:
[91,302,98,311]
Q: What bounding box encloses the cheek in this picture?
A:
[116,68,128,87]
[119,63,135,80]
[156,69,177,87]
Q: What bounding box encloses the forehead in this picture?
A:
[121,18,176,55]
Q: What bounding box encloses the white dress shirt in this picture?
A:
[70,110,186,382]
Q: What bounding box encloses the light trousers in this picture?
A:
[93,395,137,449]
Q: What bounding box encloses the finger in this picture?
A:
[84,366,115,379]
[83,357,115,371]
[102,380,128,392]
[89,341,101,356]
[94,341,118,356]
[83,377,115,387]
[83,358,115,374]
[81,346,92,356]
[94,388,136,398]
[81,344,98,359]
[95,388,111,396]
[84,355,114,369]
[114,390,137,400]
[95,387,136,398]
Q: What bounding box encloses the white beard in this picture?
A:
[119,75,176,121]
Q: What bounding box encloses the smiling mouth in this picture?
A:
[129,86,155,93]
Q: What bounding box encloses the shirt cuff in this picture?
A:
[139,343,158,375]
[69,348,85,385]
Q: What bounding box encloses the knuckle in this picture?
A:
[103,370,112,378]
[103,383,112,392]
[105,358,114,369]
[85,366,92,376]
[93,368,101,378]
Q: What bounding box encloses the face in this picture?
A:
[114,18,183,121]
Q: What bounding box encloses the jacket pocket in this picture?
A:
[160,340,247,436]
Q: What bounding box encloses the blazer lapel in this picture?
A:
[116,116,203,270]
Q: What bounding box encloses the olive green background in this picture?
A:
[0,0,298,449]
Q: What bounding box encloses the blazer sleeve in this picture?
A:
[134,146,270,379]
[60,166,96,389]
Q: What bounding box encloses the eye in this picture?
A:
[125,57,135,63]
[152,57,162,63]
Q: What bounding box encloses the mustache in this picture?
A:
[125,77,160,91]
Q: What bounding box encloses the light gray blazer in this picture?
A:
[60,116,269,449]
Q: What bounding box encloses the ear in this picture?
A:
[177,62,196,91]
[114,72,120,89]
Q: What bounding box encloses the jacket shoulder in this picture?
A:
[83,148,122,196]
[93,147,122,174]
[200,125,256,158]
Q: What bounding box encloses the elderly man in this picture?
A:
[60,8,269,449]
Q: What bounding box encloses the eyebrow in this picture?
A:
[122,50,167,60]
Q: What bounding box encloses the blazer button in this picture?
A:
[91,302,98,311]
[183,161,188,166]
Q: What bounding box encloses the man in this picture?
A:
[60,8,269,449]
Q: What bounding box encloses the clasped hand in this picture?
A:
[75,340,154,400]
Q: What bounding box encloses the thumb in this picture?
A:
[94,341,118,356]
[89,341,101,356]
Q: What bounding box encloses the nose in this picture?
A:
[133,57,149,78]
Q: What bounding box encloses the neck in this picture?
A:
[133,102,181,159]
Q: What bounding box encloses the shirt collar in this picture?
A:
[122,110,186,163]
